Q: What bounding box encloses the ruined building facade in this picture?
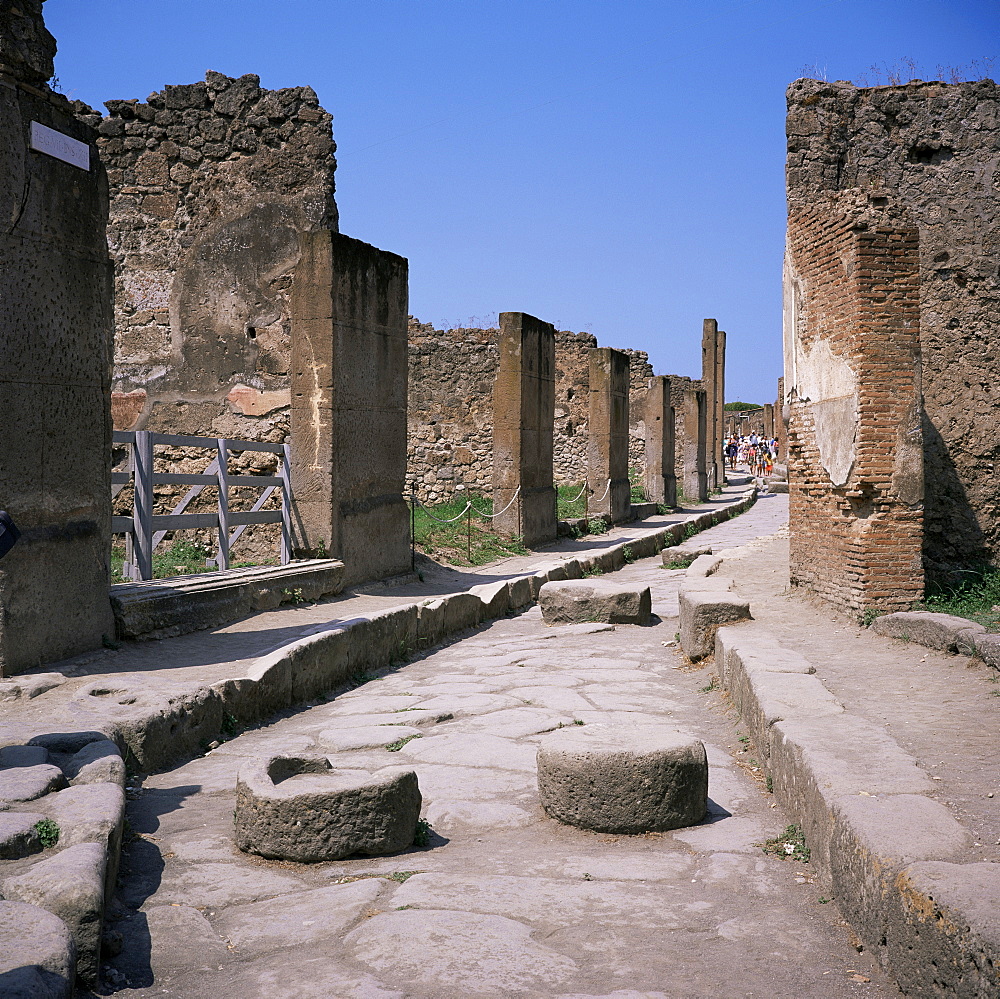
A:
[786,77,1000,586]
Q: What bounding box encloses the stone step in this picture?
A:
[110,560,345,640]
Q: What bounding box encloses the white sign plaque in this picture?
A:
[30,121,90,171]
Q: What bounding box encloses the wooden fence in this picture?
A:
[111,431,292,582]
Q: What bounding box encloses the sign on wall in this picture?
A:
[30,121,90,170]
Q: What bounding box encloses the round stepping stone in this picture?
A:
[234,755,421,862]
[538,580,651,626]
[0,900,75,998]
[536,725,707,834]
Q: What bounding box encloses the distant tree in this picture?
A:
[724,401,762,411]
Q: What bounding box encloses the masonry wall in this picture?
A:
[405,320,657,503]
[784,207,923,617]
[0,2,114,672]
[786,76,1000,579]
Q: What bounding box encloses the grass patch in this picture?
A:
[34,819,60,849]
[556,483,587,520]
[111,538,274,583]
[413,496,529,566]
[759,824,810,863]
[385,734,422,752]
[919,566,1000,631]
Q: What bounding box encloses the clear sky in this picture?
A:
[45,0,996,405]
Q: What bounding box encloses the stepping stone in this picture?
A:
[538,580,651,626]
[0,764,67,804]
[0,812,45,860]
[678,581,751,660]
[235,755,421,862]
[536,724,708,833]
[0,745,49,768]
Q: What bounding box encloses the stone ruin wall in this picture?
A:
[83,72,338,562]
[786,77,1000,580]
[405,320,660,504]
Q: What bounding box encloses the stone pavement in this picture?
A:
[91,491,901,998]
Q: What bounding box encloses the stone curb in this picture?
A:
[715,618,1000,997]
[10,489,758,777]
[869,612,1000,673]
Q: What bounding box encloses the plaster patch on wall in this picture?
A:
[227,384,290,417]
[794,338,858,487]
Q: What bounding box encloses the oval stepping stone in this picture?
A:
[536,724,707,833]
[234,755,421,862]
[0,764,67,803]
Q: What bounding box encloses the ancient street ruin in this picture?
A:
[2,2,1000,997]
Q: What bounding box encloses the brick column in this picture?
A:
[0,13,115,674]
[588,348,631,523]
[682,388,709,502]
[644,376,676,507]
[492,312,556,546]
[290,231,410,585]
[785,209,923,618]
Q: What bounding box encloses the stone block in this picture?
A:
[470,580,510,620]
[0,764,66,804]
[507,575,533,610]
[686,554,722,578]
[974,633,1000,670]
[0,812,45,859]
[2,842,107,986]
[235,755,421,862]
[66,740,125,788]
[0,901,75,999]
[678,584,750,660]
[0,745,49,768]
[537,724,707,833]
[661,546,711,568]
[538,580,651,626]
[870,611,984,653]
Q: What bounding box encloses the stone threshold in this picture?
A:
[110,560,346,641]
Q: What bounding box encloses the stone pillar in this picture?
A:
[587,348,630,523]
[776,376,787,462]
[644,376,676,507]
[715,327,726,485]
[785,208,923,617]
[0,7,115,674]
[290,231,410,586]
[492,312,556,546]
[763,403,775,439]
[682,388,709,503]
[701,320,719,490]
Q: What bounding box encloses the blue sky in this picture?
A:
[46,0,996,404]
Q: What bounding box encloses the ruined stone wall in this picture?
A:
[86,71,337,446]
[784,207,923,617]
[405,320,656,503]
[786,77,1000,578]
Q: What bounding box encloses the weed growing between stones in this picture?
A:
[413,819,432,848]
[683,524,698,540]
[587,516,610,535]
[349,670,377,689]
[699,676,718,693]
[385,734,422,752]
[34,819,59,849]
[760,824,811,864]
[582,565,604,577]
[623,545,635,563]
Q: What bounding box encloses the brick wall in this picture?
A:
[785,207,923,617]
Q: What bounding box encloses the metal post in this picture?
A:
[133,430,154,581]
[216,439,230,571]
[466,499,472,563]
[280,443,292,565]
[410,485,416,572]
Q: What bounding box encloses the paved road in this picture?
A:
[96,493,899,998]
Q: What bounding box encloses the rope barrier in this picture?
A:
[469,486,521,520]
[561,482,587,504]
[412,498,472,523]
[593,478,612,504]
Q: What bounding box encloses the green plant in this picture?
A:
[413,818,432,848]
[738,734,750,746]
[699,676,717,694]
[315,538,327,557]
[220,713,241,738]
[622,545,635,564]
[556,483,587,520]
[349,670,376,689]
[918,565,1000,632]
[573,719,585,726]
[282,587,306,605]
[386,870,420,883]
[818,895,831,904]
[760,824,810,864]
[34,819,60,849]
[683,523,698,540]
[765,775,774,793]
[582,564,604,577]
[386,734,422,752]
[411,495,529,567]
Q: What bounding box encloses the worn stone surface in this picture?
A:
[1,842,106,985]
[234,755,421,862]
[0,745,48,768]
[1,18,114,675]
[870,610,984,653]
[0,764,66,803]
[0,674,66,702]
[786,77,1000,580]
[492,312,557,546]
[537,725,708,833]
[0,900,74,999]
[538,580,651,626]
[65,739,125,787]
[0,812,44,859]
